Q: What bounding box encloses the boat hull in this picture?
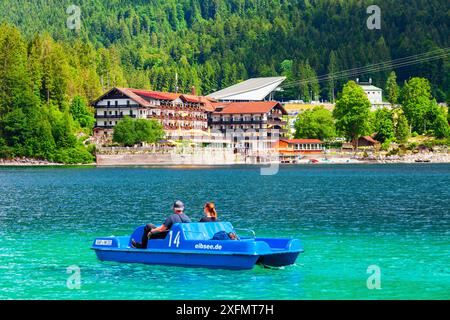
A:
[94,249,260,270]
[91,222,303,270]
[258,252,300,267]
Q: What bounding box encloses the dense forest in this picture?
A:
[0,0,448,162]
[0,0,448,101]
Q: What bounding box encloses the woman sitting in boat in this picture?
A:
[132,200,191,249]
[200,202,219,222]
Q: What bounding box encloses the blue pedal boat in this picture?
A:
[91,222,304,270]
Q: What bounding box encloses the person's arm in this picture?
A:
[149,224,168,235]
[148,217,172,237]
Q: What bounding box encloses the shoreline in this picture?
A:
[1,153,449,167]
[0,158,95,167]
[1,160,450,167]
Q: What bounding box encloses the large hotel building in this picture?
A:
[92,86,288,150]
[92,87,214,134]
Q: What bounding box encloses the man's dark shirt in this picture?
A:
[163,213,191,229]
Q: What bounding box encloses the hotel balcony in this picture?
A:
[99,104,140,109]
[96,115,137,119]
[94,124,115,129]
[267,119,287,126]
[210,119,287,126]
[213,127,288,134]
[147,115,207,121]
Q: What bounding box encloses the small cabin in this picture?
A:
[273,139,324,163]
[355,136,380,149]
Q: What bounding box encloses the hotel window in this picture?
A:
[127,100,130,106]
[115,101,118,107]
[107,101,110,107]
[104,111,107,116]
[130,110,133,116]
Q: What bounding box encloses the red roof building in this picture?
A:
[92,87,215,135]
[273,139,325,162]
[212,101,286,114]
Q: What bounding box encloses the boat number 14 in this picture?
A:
[168,231,181,248]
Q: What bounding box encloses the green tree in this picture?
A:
[385,71,400,105]
[425,102,449,138]
[297,60,319,102]
[294,107,336,141]
[279,59,296,99]
[327,50,338,102]
[0,23,35,115]
[395,113,410,144]
[70,96,95,129]
[333,81,371,146]
[372,108,395,143]
[51,109,77,149]
[401,77,433,134]
[134,118,165,144]
[113,117,165,146]
[112,116,136,146]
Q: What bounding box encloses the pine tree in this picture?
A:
[327,51,338,103]
[386,71,400,106]
[395,113,410,144]
[0,24,34,114]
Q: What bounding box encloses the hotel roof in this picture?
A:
[281,139,324,144]
[128,89,181,101]
[360,136,380,144]
[92,87,216,111]
[115,88,152,107]
[212,101,287,115]
[207,77,286,101]
[359,84,382,91]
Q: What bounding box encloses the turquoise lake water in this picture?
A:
[0,164,449,300]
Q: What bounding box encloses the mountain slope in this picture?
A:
[0,0,448,99]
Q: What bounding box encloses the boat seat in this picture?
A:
[180,222,235,240]
[128,226,168,246]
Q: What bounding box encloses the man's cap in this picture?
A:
[173,200,185,210]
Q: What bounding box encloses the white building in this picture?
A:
[357,79,391,110]
[360,84,383,104]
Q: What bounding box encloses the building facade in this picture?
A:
[357,79,391,110]
[209,101,288,150]
[92,88,290,156]
[273,139,325,163]
[92,87,214,138]
[360,84,383,105]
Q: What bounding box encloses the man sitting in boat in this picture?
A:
[131,200,191,249]
[199,202,219,222]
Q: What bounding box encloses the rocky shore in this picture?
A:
[376,153,450,164]
[1,152,450,167]
[0,158,64,166]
